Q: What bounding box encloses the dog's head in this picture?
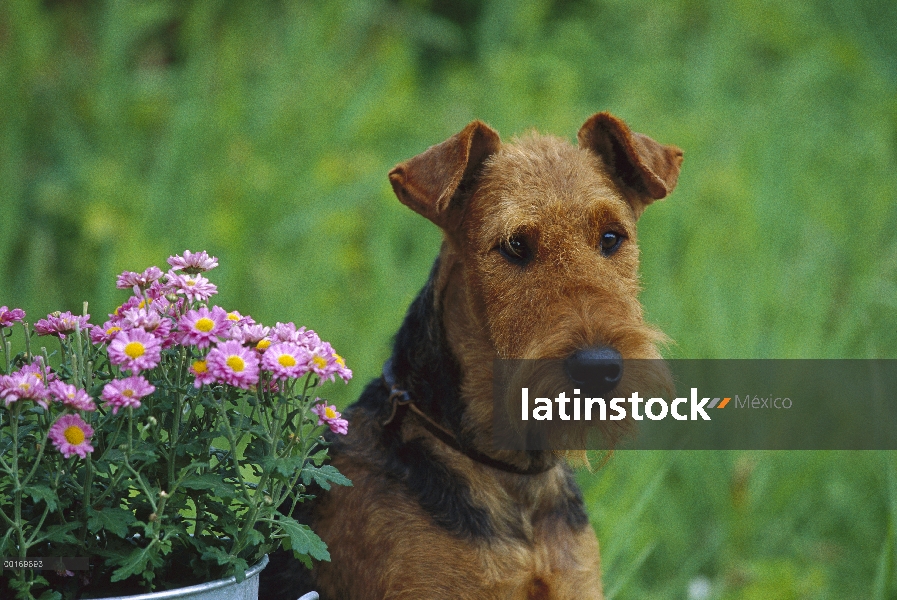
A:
[388,113,682,448]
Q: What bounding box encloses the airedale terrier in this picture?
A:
[262,112,683,599]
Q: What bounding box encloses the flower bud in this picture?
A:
[149,513,157,522]
[264,495,273,505]
[159,490,169,499]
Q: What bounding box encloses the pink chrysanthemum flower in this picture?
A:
[225,310,253,325]
[112,295,143,319]
[0,306,25,327]
[178,306,229,348]
[49,380,96,411]
[90,320,124,345]
[0,370,50,408]
[189,358,216,388]
[116,266,164,290]
[101,375,155,414]
[297,328,322,349]
[33,311,91,339]
[311,402,349,435]
[19,357,56,383]
[230,322,270,346]
[120,307,162,331]
[271,322,298,343]
[271,322,321,347]
[307,343,340,383]
[108,328,162,373]
[119,307,175,347]
[332,352,353,383]
[167,250,219,274]
[167,272,218,303]
[49,414,95,459]
[207,340,259,389]
[262,342,309,380]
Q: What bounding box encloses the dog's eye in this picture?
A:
[498,236,532,266]
[599,232,625,256]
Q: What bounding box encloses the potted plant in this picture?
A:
[0,251,350,600]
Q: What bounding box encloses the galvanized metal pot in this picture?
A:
[94,555,271,600]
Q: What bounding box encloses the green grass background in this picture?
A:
[1,0,896,597]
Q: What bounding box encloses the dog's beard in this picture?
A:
[492,357,674,454]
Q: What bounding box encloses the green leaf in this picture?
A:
[296,553,313,569]
[41,522,80,544]
[110,543,162,583]
[276,515,330,561]
[102,448,126,464]
[23,485,58,512]
[128,440,158,462]
[245,528,265,548]
[88,507,136,538]
[181,474,239,499]
[200,547,249,582]
[200,545,233,566]
[176,438,203,456]
[300,464,352,491]
[262,455,306,478]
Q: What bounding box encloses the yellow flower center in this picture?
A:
[277,354,297,368]
[138,300,147,309]
[186,278,197,287]
[18,382,31,392]
[123,389,134,397]
[192,360,208,374]
[195,317,215,333]
[106,326,122,335]
[324,407,337,420]
[256,340,271,351]
[312,356,327,370]
[124,341,146,359]
[335,354,345,367]
[226,355,246,373]
[64,425,85,445]
[227,312,240,321]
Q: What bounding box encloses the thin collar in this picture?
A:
[380,359,553,476]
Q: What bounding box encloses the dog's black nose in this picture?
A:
[564,346,623,394]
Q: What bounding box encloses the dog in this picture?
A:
[261,111,683,599]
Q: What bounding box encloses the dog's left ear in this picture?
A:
[578,112,683,218]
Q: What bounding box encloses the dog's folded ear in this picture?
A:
[578,112,683,217]
[389,121,501,229]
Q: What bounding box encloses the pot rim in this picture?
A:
[95,554,269,600]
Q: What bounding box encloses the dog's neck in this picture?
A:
[385,250,557,476]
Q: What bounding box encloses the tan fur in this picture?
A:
[307,113,682,599]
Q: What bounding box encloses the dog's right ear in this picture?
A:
[389,121,501,230]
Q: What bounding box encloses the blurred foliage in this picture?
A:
[583,450,897,599]
[1,0,896,597]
